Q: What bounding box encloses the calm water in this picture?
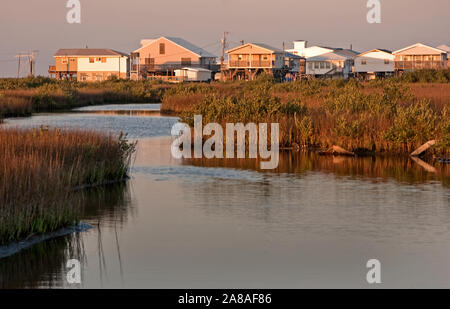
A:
[1,104,449,288]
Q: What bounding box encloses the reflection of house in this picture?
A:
[354,49,395,80]
[49,49,129,81]
[393,43,447,72]
[287,40,358,78]
[224,43,304,80]
[130,37,217,80]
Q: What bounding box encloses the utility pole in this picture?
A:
[15,51,38,77]
[220,31,228,81]
[17,53,21,78]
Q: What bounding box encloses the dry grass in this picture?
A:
[0,128,136,244]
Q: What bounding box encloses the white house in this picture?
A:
[354,49,395,80]
[174,67,212,82]
[287,40,358,78]
[306,51,355,79]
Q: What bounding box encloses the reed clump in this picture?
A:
[0,128,136,245]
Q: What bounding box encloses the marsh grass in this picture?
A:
[162,76,449,156]
[0,128,136,244]
[0,77,168,119]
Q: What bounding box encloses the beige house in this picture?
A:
[354,49,395,80]
[131,36,217,80]
[393,43,447,72]
[225,43,301,80]
[49,49,129,82]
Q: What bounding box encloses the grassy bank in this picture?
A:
[161,74,450,156]
[0,128,136,245]
[0,76,168,120]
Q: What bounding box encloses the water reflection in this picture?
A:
[1,106,450,288]
[183,151,450,187]
[0,182,133,289]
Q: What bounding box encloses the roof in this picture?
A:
[357,49,393,57]
[227,43,285,54]
[437,44,450,53]
[136,36,216,58]
[284,52,303,59]
[393,43,446,55]
[54,48,128,57]
[307,51,348,61]
[175,67,212,72]
[333,49,359,58]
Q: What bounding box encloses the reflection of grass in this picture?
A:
[0,182,132,288]
[161,75,449,156]
[184,151,450,187]
[0,234,84,288]
[0,128,136,245]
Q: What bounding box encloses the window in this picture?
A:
[159,43,165,55]
[326,62,331,69]
[308,62,313,69]
[181,58,191,66]
[145,58,155,69]
[80,73,88,81]
[89,57,95,63]
[314,62,319,69]
[384,59,390,64]
[69,58,76,62]
[61,58,68,64]
[238,54,243,60]
[319,62,324,69]
[262,55,268,61]
[361,60,367,65]
[101,57,107,63]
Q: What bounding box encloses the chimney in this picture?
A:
[293,40,307,57]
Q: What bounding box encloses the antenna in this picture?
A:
[220,31,229,81]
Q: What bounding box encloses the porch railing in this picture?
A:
[394,61,447,70]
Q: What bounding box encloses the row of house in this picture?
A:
[49,37,449,82]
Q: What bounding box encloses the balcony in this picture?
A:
[395,61,447,70]
[228,60,272,68]
[132,63,218,73]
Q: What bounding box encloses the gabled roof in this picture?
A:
[357,49,393,57]
[227,43,284,54]
[307,51,348,61]
[135,36,216,58]
[392,43,446,55]
[54,48,128,57]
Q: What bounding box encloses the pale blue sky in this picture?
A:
[0,0,449,76]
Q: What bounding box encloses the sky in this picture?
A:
[0,0,449,77]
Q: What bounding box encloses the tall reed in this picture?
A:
[0,128,136,244]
